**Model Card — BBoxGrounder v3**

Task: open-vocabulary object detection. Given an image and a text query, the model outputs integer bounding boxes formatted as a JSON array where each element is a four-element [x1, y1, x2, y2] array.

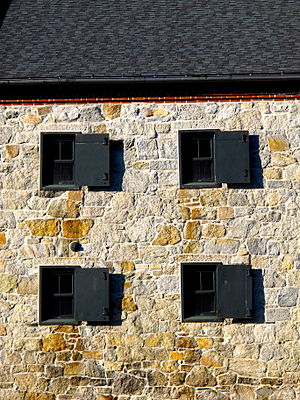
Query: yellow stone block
[[146, 109, 169, 117], [144, 332, 174, 348], [264, 168, 282, 180], [0, 233, 6, 244], [218, 207, 234, 220], [104, 361, 123, 371], [103, 103, 121, 119], [37, 105, 52, 116], [43, 334, 68, 352], [178, 205, 190, 220], [268, 135, 289, 151], [62, 219, 94, 238], [106, 333, 125, 346], [5, 144, 19, 158], [183, 221, 201, 240], [82, 350, 103, 359], [271, 153, 296, 167], [265, 192, 279, 206], [202, 224, 225, 238], [121, 261, 135, 272], [183, 241, 201, 254], [200, 189, 226, 206], [170, 351, 184, 360], [68, 191, 83, 202], [152, 225, 181, 245], [21, 113, 42, 124], [93, 123, 107, 133], [122, 296, 137, 312], [0, 274, 17, 293], [25, 219, 60, 237], [196, 337, 213, 349], [132, 161, 149, 169]]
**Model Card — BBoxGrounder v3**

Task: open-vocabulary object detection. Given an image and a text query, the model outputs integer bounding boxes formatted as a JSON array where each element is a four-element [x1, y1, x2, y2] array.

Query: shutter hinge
[[103, 271, 108, 280], [103, 173, 109, 181], [242, 134, 248, 142], [100, 138, 109, 146], [244, 169, 249, 178]]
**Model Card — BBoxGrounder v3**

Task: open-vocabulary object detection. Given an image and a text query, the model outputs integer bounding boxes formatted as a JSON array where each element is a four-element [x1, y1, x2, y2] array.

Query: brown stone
[[152, 225, 181, 245], [0, 325, 6, 336], [186, 365, 217, 387], [147, 370, 168, 386], [21, 113, 42, 124], [82, 350, 103, 359], [103, 104, 121, 119], [122, 296, 137, 312], [132, 161, 149, 169], [183, 221, 201, 240], [48, 199, 79, 218], [268, 135, 289, 151], [217, 373, 237, 385], [200, 350, 223, 367], [0, 234, 6, 245], [25, 219, 60, 237], [146, 109, 169, 117], [0, 274, 17, 293], [42, 334, 67, 352], [54, 325, 79, 333], [37, 106, 52, 116], [172, 386, 195, 400], [93, 123, 107, 133], [184, 349, 201, 363], [176, 337, 197, 348], [196, 338, 213, 349], [179, 205, 190, 220], [170, 372, 186, 386], [218, 207, 234, 220], [191, 207, 217, 220], [17, 275, 38, 295], [112, 372, 145, 395], [62, 219, 94, 238], [24, 394, 55, 400], [202, 224, 225, 238], [5, 145, 19, 158], [63, 362, 84, 376]]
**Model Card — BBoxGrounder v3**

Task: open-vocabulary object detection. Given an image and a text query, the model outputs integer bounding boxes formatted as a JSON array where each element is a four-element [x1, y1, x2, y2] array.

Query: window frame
[[40, 132, 79, 191], [181, 262, 252, 322]]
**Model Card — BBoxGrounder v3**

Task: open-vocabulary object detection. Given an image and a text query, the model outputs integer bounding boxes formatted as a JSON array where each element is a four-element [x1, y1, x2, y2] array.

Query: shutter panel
[[75, 268, 109, 322], [215, 131, 250, 184], [217, 265, 252, 319], [74, 134, 109, 187]]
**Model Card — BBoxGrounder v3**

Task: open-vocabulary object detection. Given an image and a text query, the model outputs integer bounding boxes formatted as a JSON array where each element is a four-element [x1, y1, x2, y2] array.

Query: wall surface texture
[[0, 101, 299, 400]]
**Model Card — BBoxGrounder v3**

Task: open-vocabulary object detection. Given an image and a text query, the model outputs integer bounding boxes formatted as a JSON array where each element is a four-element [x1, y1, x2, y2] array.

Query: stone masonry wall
[[0, 101, 299, 400]]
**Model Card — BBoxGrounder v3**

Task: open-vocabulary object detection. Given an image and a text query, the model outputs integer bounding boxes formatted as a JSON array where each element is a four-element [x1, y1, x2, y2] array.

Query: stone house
[[0, 1, 299, 399]]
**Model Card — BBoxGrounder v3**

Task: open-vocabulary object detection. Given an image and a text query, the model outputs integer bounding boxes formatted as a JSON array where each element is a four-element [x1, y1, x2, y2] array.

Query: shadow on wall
[[249, 135, 263, 188], [109, 273, 125, 326], [0, 0, 11, 29], [251, 269, 265, 323]]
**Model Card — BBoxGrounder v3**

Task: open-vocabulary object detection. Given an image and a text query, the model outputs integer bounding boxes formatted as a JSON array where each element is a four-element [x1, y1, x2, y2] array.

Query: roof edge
[[0, 73, 300, 85]]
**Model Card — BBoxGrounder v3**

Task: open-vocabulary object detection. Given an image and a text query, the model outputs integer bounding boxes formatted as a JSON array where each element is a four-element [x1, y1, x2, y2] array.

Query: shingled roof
[[0, 0, 299, 82]]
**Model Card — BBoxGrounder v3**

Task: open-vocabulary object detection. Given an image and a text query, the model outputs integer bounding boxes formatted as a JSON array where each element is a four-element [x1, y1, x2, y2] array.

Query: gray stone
[[112, 373, 145, 395], [278, 287, 299, 306], [135, 138, 158, 160], [265, 308, 291, 323], [246, 238, 267, 255]]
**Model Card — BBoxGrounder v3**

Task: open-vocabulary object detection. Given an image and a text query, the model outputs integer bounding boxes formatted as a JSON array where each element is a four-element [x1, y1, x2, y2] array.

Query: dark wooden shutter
[[215, 131, 250, 184], [217, 264, 252, 319], [74, 134, 109, 187], [75, 268, 109, 322]]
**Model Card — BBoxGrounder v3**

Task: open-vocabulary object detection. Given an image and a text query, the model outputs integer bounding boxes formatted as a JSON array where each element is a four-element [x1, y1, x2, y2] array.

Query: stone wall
[[0, 101, 299, 400]]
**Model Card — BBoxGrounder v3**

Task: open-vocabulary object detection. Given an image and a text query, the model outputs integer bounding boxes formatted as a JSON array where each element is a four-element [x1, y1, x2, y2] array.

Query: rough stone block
[[62, 219, 93, 238], [25, 219, 60, 237], [202, 224, 225, 238], [102, 104, 121, 119], [183, 221, 201, 240], [268, 135, 290, 151]]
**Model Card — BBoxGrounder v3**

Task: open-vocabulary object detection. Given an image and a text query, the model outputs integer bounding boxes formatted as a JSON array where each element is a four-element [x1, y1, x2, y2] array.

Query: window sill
[[39, 318, 77, 325], [180, 182, 221, 189], [183, 315, 223, 322], [41, 184, 80, 191]]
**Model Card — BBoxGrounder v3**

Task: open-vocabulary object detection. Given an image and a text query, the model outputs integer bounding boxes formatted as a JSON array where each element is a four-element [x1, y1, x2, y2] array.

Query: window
[[181, 263, 252, 322], [39, 266, 109, 325], [40, 133, 110, 190], [179, 130, 250, 188]]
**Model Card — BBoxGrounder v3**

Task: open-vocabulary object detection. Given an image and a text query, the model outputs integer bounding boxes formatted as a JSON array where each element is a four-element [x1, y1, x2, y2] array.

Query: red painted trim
[[0, 93, 299, 105]]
